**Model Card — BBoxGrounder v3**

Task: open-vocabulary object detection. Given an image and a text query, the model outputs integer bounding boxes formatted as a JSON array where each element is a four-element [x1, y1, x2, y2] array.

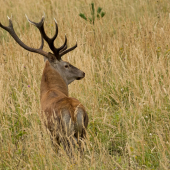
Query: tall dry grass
[[0, 0, 170, 169]]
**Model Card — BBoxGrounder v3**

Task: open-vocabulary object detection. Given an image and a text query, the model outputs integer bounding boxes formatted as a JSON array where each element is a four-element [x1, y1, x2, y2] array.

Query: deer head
[[0, 15, 85, 85]]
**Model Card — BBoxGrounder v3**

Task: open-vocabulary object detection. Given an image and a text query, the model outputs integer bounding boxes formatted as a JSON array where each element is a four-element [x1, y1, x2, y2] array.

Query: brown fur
[[40, 61, 88, 147]]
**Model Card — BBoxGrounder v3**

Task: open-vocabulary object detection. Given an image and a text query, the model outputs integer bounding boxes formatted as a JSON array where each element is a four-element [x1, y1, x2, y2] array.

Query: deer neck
[[40, 61, 68, 98]]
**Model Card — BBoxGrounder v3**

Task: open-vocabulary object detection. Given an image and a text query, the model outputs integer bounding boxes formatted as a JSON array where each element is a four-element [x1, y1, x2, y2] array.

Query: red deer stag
[[0, 16, 88, 154]]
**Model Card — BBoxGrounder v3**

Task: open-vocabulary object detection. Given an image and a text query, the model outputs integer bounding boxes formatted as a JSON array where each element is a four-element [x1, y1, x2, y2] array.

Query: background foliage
[[0, 0, 170, 169]]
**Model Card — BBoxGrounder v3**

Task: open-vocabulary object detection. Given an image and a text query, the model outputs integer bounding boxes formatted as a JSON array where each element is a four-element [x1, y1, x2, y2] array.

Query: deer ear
[[47, 52, 56, 62]]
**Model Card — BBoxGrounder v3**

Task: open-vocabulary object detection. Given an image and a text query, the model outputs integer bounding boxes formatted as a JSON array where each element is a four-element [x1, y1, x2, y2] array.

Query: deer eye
[[65, 65, 69, 68]]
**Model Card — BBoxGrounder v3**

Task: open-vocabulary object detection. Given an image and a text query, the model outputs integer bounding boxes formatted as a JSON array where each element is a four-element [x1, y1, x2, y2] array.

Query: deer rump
[[41, 92, 88, 146]]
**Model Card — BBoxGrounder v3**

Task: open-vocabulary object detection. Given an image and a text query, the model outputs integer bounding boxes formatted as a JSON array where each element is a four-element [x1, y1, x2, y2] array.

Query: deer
[[0, 16, 88, 155]]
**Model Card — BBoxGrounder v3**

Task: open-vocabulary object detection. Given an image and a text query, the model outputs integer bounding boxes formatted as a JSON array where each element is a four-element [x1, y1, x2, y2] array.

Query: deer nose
[[76, 72, 85, 80]]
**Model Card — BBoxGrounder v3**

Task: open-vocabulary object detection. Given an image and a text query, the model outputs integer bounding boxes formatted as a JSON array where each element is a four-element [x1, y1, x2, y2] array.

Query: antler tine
[[0, 16, 49, 58], [52, 18, 58, 41], [58, 35, 67, 53], [26, 15, 61, 57], [53, 18, 68, 58], [59, 42, 77, 57]]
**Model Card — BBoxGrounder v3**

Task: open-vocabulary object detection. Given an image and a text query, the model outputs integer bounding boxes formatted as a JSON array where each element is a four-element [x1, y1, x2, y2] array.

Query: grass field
[[0, 0, 170, 169]]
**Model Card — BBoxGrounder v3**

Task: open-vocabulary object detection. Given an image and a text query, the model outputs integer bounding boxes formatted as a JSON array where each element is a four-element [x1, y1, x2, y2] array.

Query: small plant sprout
[[79, 2, 106, 25]]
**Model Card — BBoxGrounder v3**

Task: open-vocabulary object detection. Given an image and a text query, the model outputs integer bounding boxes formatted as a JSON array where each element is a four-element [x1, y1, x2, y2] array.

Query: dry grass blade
[[0, 0, 170, 169]]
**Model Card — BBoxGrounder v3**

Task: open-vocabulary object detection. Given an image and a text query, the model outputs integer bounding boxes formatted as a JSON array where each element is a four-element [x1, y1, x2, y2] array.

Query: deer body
[[40, 61, 88, 147], [0, 15, 88, 154]]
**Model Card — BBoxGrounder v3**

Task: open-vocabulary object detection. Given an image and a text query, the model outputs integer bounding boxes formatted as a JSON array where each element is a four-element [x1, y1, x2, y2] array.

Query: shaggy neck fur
[[40, 61, 68, 98]]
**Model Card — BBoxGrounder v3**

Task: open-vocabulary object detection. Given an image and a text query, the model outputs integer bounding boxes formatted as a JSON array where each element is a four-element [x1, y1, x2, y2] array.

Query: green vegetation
[[79, 2, 105, 25]]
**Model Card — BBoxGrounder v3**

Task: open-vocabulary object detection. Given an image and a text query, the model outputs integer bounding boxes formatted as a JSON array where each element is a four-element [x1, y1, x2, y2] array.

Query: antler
[[0, 16, 49, 58], [0, 15, 77, 60], [26, 15, 77, 60]]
